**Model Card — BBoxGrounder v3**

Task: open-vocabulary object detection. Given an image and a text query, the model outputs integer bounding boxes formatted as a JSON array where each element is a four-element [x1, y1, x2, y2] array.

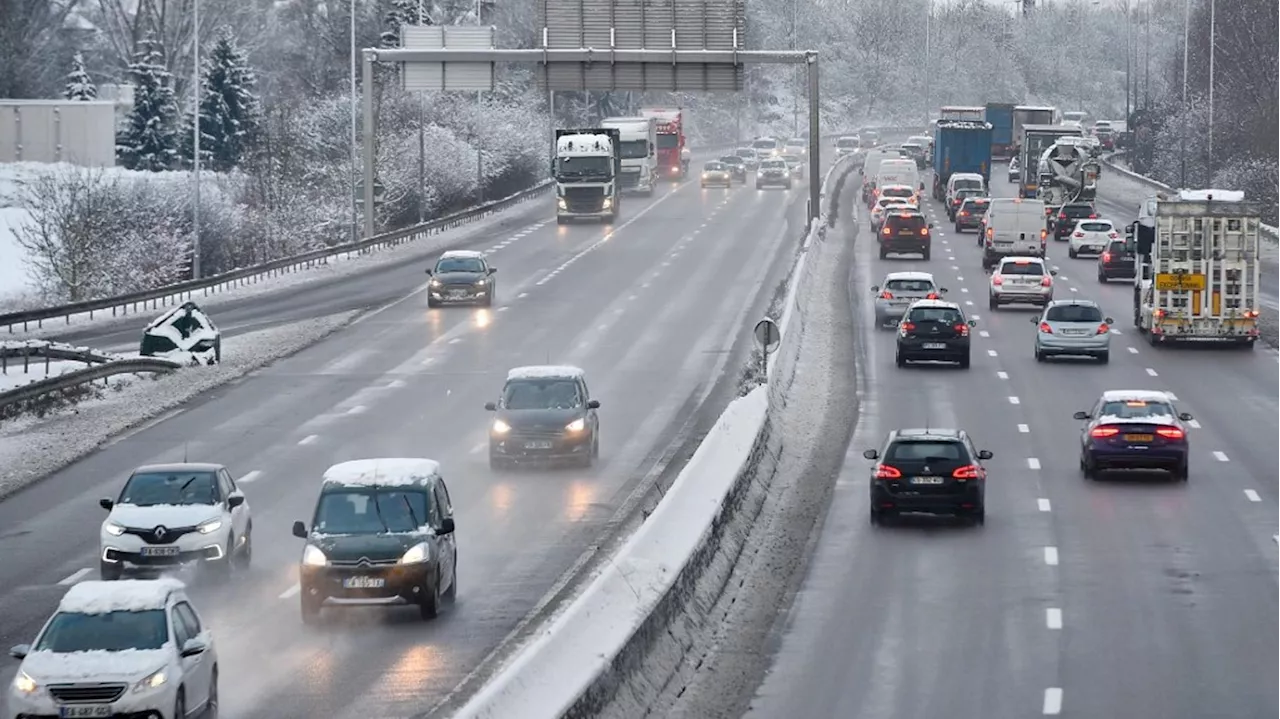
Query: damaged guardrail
[[0, 356, 184, 419]]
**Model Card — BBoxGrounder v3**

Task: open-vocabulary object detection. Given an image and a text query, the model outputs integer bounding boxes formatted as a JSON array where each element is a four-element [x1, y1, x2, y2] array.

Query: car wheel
[[556, 216, 567, 225], [443, 559, 458, 604], [591, 434, 600, 459], [988, 295, 998, 310], [958, 353, 970, 369], [922, 248, 931, 261], [419, 570, 442, 620], [99, 560, 122, 581], [1097, 270, 1107, 283], [954, 223, 961, 233], [1174, 459, 1190, 482], [207, 668, 219, 717], [1097, 351, 1110, 364], [895, 351, 906, 368], [233, 524, 252, 570], [174, 689, 186, 719], [869, 507, 881, 525], [202, 541, 233, 580], [482, 293, 494, 308], [427, 297, 439, 308], [1080, 453, 1096, 479], [1034, 344, 1044, 362], [879, 247, 888, 259], [488, 454, 509, 471], [300, 594, 322, 624], [1068, 246, 1078, 258]]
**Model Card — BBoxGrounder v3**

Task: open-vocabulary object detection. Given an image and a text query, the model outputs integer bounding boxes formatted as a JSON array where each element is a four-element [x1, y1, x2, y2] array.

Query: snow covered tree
[[183, 27, 263, 172], [63, 52, 97, 100], [118, 39, 181, 172], [383, 0, 430, 48]]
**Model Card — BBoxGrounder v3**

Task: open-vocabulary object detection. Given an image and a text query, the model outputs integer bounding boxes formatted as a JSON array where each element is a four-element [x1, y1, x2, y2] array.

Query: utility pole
[[191, 0, 202, 279], [1124, 2, 1131, 124], [1206, 0, 1215, 184], [350, 0, 359, 242], [923, 0, 931, 127], [1179, 0, 1188, 187]]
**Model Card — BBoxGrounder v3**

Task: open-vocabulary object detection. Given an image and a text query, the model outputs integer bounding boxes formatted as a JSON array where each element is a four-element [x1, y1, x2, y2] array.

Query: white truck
[[1036, 137, 1100, 208], [600, 116, 657, 195], [554, 128, 622, 224], [1130, 189, 1263, 346]]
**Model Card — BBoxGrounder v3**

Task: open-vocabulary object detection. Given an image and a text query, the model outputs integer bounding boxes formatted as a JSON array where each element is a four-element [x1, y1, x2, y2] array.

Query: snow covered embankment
[[449, 157, 860, 719], [0, 311, 356, 500]]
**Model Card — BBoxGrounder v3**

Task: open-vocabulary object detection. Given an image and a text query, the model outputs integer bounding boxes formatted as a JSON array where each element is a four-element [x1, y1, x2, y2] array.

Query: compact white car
[[99, 463, 252, 580], [876, 183, 918, 207], [7, 578, 218, 719], [870, 199, 916, 232], [1007, 156, 1021, 183], [1067, 218, 1119, 258], [989, 256, 1057, 310]]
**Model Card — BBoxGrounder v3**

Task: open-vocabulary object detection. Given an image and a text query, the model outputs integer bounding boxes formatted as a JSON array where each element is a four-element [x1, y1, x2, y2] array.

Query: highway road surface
[[745, 169, 1278, 718], [0, 169, 815, 718]]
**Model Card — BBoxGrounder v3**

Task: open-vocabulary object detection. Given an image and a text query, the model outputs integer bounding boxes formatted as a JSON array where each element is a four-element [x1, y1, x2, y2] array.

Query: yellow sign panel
[[1154, 273, 1207, 291]]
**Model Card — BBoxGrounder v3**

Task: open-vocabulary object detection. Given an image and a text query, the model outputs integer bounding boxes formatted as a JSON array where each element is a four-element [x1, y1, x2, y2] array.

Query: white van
[[982, 197, 1047, 269], [874, 159, 922, 197], [751, 137, 780, 158]]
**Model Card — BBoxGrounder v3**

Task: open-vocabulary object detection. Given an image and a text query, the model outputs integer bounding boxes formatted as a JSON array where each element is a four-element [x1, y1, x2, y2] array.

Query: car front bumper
[[490, 430, 593, 461], [300, 561, 434, 606], [8, 679, 181, 719], [101, 532, 226, 570], [428, 285, 491, 303]]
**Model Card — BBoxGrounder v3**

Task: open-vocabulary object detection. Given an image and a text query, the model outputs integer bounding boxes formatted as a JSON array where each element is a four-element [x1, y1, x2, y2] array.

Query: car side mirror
[[439, 517, 456, 535], [99, 498, 113, 510], [484, 402, 497, 411], [939, 287, 948, 293], [586, 399, 601, 409], [1178, 412, 1194, 421], [1049, 269, 1058, 276], [1104, 317, 1114, 324], [227, 495, 245, 509], [488, 267, 497, 275], [180, 638, 207, 658], [870, 285, 880, 293], [1072, 411, 1090, 420], [968, 319, 977, 327], [862, 449, 879, 460], [1030, 316, 1040, 324], [291, 521, 308, 539], [928, 222, 935, 228], [424, 268, 433, 275], [976, 450, 994, 460], [9, 644, 30, 660]]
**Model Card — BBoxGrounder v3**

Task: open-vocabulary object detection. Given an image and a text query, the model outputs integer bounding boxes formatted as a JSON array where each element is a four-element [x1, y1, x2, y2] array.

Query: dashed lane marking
[[1043, 688, 1063, 715], [1069, 286, 1078, 293], [1245, 489, 1262, 502], [997, 371, 1009, 380], [497, 306, 509, 312], [1008, 396, 1020, 404], [1037, 498, 1051, 512], [987, 349, 998, 357], [960, 287, 969, 293], [1018, 423, 1030, 433], [238, 470, 263, 484], [346, 405, 367, 415], [1145, 367, 1158, 376], [298, 434, 319, 446], [1046, 607, 1063, 629], [1027, 457, 1041, 469], [449, 338, 462, 345], [1043, 546, 1059, 566], [1110, 328, 1122, 335], [1213, 451, 1229, 462], [517, 292, 529, 299], [979, 330, 989, 338], [58, 568, 92, 586], [1127, 347, 1139, 354], [965, 300, 975, 306], [279, 583, 300, 600]]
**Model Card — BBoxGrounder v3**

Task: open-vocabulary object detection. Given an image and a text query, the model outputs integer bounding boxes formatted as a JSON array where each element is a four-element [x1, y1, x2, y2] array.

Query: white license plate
[[342, 575, 386, 589], [1062, 329, 1088, 335], [60, 707, 112, 718], [447, 290, 467, 298], [524, 440, 554, 450], [922, 343, 946, 349], [911, 476, 945, 485], [140, 546, 180, 557]]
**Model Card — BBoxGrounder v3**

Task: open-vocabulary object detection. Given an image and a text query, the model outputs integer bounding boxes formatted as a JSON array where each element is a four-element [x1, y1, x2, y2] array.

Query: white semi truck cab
[[600, 117, 657, 196], [554, 128, 622, 224], [1130, 189, 1263, 346]]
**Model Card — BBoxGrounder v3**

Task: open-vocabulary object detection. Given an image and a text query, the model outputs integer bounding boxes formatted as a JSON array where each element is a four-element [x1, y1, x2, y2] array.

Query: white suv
[[7, 578, 218, 719], [99, 463, 252, 580], [989, 256, 1057, 310]]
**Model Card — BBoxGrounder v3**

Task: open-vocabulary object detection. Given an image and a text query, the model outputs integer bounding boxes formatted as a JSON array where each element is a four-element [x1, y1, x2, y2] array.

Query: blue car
[[1074, 390, 1193, 480]]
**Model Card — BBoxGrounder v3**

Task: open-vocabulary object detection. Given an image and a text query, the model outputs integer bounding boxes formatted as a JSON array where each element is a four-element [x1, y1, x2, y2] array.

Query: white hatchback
[[8, 578, 218, 719], [989, 256, 1057, 310], [1067, 218, 1119, 258], [870, 199, 916, 231]]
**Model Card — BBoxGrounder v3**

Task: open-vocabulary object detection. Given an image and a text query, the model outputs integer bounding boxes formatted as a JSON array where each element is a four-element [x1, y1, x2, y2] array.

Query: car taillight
[[1058, 212, 1067, 220], [1040, 229, 1048, 242], [1101, 252, 1112, 262], [1073, 231, 1085, 238], [954, 323, 970, 336], [1097, 323, 1109, 334], [1040, 276, 1052, 287], [1039, 321, 1053, 333], [1244, 309, 1260, 318], [1108, 231, 1119, 239], [991, 275, 1003, 286], [1090, 426, 1120, 438], [1156, 427, 1185, 439], [882, 227, 891, 236], [985, 226, 994, 238], [881, 291, 893, 299], [926, 292, 939, 299], [952, 465, 981, 480], [921, 227, 930, 235], [1088, 214, 1097, 219], [875, 464, 902, 479], [899, 321, 916, 332], [959, 211, 968, 217]]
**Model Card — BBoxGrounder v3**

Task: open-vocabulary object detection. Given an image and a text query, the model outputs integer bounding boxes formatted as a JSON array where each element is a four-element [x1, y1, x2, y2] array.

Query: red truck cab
[[640, 108, 686, 179]]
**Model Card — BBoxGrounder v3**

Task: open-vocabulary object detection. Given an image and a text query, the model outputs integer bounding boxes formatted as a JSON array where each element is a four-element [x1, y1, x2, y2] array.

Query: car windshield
[[886, 441, 965, 462], [1099, 400, 1175, 419], [1063, 205, 1094, 217], [908, 307, 962, 324], [314, 489, 430, 534], [885, 279, 935, 293], [1079, 221, 1111, 232], [781, 155, 800, 163], [761, 160, 786, 169], [719, 156, 743, 165], [1108, 239, 1135, 253], [736, 148, 756, 158], [435, 257, 485, 273], [120, 471, 217, 506], [618, 139, 648, 159], [556, 156, 612, 177], [1046, 304, 1103, 322], [887, 215, 926, 231], [1001, 262, 1044, 276], [655, 134, 679, 149], [882, 187, 913, 197], [953, 179, 983, 191], [836, 138, 859, 149], [704, 162, 725, 171], [752, 140, 777, 150], [35, 610, 168, 652], [502, 379, 582, 410]]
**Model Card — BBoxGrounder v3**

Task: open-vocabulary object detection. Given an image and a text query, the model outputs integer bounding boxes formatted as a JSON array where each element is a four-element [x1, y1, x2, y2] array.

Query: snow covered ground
[[0, 358, 100, 392], [0, 207, 34, 301], [0, 310, 356, 499]]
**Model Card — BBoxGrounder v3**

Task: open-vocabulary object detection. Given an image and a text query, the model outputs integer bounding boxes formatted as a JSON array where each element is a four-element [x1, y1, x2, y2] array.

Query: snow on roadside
[[0, 358, 101, 391], [0, 207, 34, 302], [0, 310, 356, 500]]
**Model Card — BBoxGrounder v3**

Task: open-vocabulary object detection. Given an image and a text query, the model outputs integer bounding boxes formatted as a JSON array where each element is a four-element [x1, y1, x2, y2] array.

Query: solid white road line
[[58, 568, 92, 585], [1037, 498, 1052, 512], [449, 338, 462, 344], [1044, 547, 1059, 566], [1045, 607, 1063, 629], [1043, 688, 1064, 714], [279, 583, 300, 600], [298, 434, 319, 446], [1009, 396, 1021, 404], [346, 405, 367, 415], [997, 371, 1009, 379], [1244, 489, 1261, 502], [1213, 451, 1229, 462], [1145, 367, 1158, 376], [238, 470, 263, 484], [1027, 457, 1041, 469], [1018, 423, 1030, 433]]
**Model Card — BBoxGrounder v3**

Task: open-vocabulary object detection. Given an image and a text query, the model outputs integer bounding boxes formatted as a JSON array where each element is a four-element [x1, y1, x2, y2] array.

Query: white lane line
[[517, 292, 529, 299], [1244, 489, 1262, 502], [1145, 367, 1158, 376], [497, 306, 510, 312], [449, 338, 462, 345], [979, 330, 989, 337], [1110, 328, 1122, 335], [997, 371, 1009, 379], [1213, 451, 1229, 462], [956, 275, 964, 281], [1046, 607, 1063, 629], [421, 357, 435, 367], [58, 568, 92, 586], [1127, 346, 1139, 354], [298, 434, 319, 446], [1069, 286, 1078, 292], [1187, 419, 1201, 429], [1009, 395, 1020, 404], [470, 442, 487, 455], [971, 314, 980, 320], [1018, 423, 1030, 433], [987, 349, 998, 357], [238, 470, 263, 484], [964, 299, 974, 306], [1027, 457, 1041, 469], [960, 287, 969, 293], [1043, 688, 1063, 715], [387, 379, 407, 389], [952, 265, 960, 270], [628, 294, 638, 301], [1037, 498, 1052, 512], [279, 583, 300, 600], [1044, 546, 1059, 566], [346, 405, 367, 415]]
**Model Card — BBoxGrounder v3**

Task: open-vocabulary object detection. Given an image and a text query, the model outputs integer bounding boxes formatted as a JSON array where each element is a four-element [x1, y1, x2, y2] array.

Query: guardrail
[[0, 356, 184, 419], [2, 339, 118, 368]]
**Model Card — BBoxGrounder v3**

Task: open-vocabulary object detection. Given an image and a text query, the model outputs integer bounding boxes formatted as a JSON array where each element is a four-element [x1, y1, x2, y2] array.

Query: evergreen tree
[[63, 52, 97, 100], [383, 0, 430, 48], [183, 27, 262, 171], [117, 39, 180, 171]]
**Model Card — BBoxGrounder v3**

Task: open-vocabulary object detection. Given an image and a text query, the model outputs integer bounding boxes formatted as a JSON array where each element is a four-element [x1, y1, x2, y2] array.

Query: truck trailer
[[931, 120, 993, 201], [554, 128, 622, 224], [600, 116, 657, 195], [1018, 124, 1083, 199], [984, 103, 1016, 158], [1011, 105, 1057, 157], [639, 108, 686, 180]]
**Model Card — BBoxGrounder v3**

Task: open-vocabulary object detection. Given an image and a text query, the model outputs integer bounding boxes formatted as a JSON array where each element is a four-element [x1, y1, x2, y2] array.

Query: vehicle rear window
[[1099, 400, 1174, 419], [704, 162, 724, 171], [886, 441, 966, 462], [1046, 305, 1103, 322], [719, 156, 742, 165], [961, 199, 989, 209], [752, 140, 778, 150], [1000, 261, 1045, 275], [837, 138, 859, 148], [736, 148, 755, 158], [907, 307, 962, 324], [1063, 205, 1094, 217], [886, 214, 926, 231], [952, 179, 983, 191], [1079, 221, 1111, 232], [885, 279, 934, 293], [882, 187, 914, 197]]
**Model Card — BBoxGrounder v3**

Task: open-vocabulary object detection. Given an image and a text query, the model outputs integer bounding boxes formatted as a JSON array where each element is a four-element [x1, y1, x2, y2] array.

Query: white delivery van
[[874, 159, 922, 202], [982, 197, 1047, 269]]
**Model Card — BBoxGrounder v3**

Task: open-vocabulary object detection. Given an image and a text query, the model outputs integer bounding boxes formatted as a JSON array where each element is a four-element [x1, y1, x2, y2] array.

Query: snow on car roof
[[440, 250, 485, 259], [1177, 189, 1245, 202], [58, 578, 183, 615], [322, 458, 441, 487], [884, 271, 935, 281], [506, 365, 585, 381], [1099, 389, 1173, 403], [999, 256, 1045, 265]]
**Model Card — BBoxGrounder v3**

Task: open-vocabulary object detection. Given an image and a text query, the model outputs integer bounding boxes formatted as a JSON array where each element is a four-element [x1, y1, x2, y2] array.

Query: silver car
[[1032, 299, 1113, 363], [871, 271, 946, 327], [989, 256, 1056, 310]]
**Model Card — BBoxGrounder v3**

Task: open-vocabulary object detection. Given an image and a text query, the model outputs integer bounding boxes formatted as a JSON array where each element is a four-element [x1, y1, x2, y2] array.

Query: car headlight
[[557, 198, 567, 209], [399, 542, 429, 564], [104, 521, 126, 537], [196, 518, 223, 535], [491, 419, 511, 434], [132, 669, 167, 693], [602, 198, 612, 209], [429, 279, 442, 288], [301, 544, 327, 567], [12, 671, 38, 695], [565, 418, 586, 432], [474, 278, 487, 286]]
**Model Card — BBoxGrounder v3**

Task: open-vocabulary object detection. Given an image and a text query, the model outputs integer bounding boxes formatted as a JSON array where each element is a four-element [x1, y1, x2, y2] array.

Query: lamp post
[[923, 0, 931, 127], [191, 0, 202, 279], [350, 0, 359, 242], [1178, 0, 1189, 187], [1206, 0, 1215, 184]]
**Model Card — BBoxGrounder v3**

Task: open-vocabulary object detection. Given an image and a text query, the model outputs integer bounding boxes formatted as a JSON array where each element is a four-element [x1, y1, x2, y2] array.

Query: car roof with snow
[[905, 298, 961, 311], [440, 250, 485, 260], [58, 578, 185, 614], [880, 183, 915, 191], [950, 172, 984, 180], [883, 271, 936, 282], [506, 365, 586, 381], [1099, 389, 1174, 403], [132, 462, 226, 475], [322, 458, 442, 489]]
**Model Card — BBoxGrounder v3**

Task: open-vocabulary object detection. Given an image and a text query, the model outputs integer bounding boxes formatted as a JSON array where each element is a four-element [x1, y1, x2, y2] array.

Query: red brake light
[[875, 464, 902, 479], [1073, 231, 1085, 238], [1108, 231, 1119, 238], [952, 464, 981, 480], [1090, 426, 1120, 438], [954, 323, 970, 336], [1058, 212, 1067, 220], [1102, 251, 1112, 262], [1040, 275, 1052, 287], [991, 274, 1003, 285], [1097, 323, 1110, 334], [926, 292, 939, 299], [1038, 321, 1053, 333], [960, 211, 969, 217], [882, 227, 891, 236], [921, 227, 930, 235], [881, 291, 893, 299], [1156, 427, 1185, 439], [1088, 214, 1097, 219], [899, 321, 916, 332]]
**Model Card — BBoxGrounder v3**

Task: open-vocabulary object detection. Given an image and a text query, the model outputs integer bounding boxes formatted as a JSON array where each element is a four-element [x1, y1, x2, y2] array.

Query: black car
[[291, 458, 458, 623], [1052, 202, 1098, 241], [954, 197, 989, 233], [718, 155, 747, 182], [485, 365, 601, 469], [947, 188, 984, 221], [878, 211, 934, 260], [895, 299, 976, 368], [862, 428, 992, 525], [1097, 238, 1136, 282], [425, 250, 497, 307]]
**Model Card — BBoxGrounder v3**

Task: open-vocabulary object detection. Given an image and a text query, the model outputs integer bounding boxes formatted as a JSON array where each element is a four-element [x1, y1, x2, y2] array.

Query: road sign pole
[[807, 52, 821, 228], [362, 49, 376, 240]]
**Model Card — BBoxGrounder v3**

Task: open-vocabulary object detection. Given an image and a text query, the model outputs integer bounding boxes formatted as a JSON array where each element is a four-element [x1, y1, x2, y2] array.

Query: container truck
[[600, 116, 657, 195], [553, 128, 622, 224], [639, 108, 686, 180], [984, 103, 1016, 158], [1128, 190, 1262, 346], [1011, 105, 1057, 157], [938, 106, 986, 122], [1018, 124, 1083, 199], [930, 120, 994, 201]]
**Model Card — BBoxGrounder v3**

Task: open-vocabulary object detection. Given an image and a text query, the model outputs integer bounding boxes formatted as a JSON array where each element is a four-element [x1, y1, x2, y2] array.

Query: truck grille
[[564, 187, 604, 212], [618, 173, 639, 188], [48, 683, 127, 703]]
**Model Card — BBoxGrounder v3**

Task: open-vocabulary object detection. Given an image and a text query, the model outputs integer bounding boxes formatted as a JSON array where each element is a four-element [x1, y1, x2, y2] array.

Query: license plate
[[1124, 434, 1155, 442], [911, 476, 945, 485], [524, 440, 553, 449], [922, 343, 946, 349], [60, 707, 112, 718], [448, 290, 467, 298], [140, 546, 180, 557], [342, 575, 386, 589], [1062, 329, 1088, 335]]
